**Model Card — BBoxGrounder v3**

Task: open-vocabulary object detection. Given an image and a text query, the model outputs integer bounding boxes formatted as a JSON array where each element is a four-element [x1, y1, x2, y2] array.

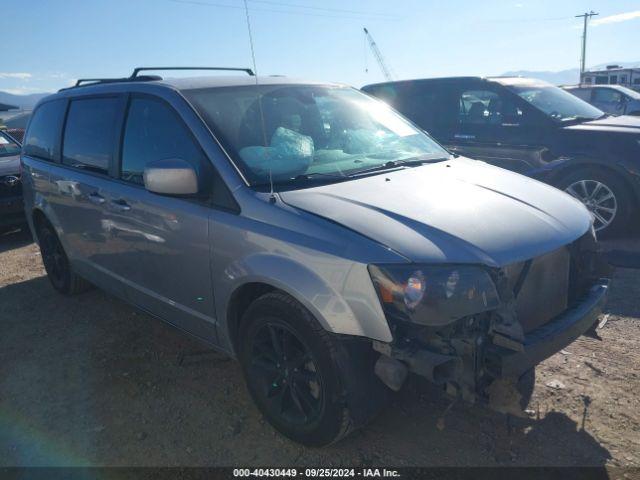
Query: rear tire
[[36, 220, 92, 295], [556, 168, 633, 236], [238, 292, 387, 446]]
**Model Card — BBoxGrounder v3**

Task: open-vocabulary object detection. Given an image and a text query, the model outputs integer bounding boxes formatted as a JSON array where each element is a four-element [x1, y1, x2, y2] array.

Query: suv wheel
[[557, 169, 632, 235], [36, 220, 92, 294], [239, 292, 384, 446]]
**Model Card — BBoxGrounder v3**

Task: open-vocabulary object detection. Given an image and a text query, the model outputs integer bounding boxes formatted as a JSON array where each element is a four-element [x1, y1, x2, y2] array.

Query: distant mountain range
[[0, 91, 50, 111], [501, 61, 640, 86]]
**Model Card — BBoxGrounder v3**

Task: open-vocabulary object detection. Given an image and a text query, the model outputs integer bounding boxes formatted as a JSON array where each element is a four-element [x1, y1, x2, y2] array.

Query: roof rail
[[59, 75, 162, 92], [59, 67, 254, 92], [130, 67, 255, 77]]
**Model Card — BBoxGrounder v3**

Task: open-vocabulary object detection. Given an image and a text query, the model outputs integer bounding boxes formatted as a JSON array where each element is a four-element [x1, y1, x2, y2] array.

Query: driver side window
[[121, 97, 205, 185]]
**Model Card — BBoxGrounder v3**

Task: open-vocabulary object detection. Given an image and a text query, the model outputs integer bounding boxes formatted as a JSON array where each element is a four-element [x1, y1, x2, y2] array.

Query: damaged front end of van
[[368, 229, 610, 415]]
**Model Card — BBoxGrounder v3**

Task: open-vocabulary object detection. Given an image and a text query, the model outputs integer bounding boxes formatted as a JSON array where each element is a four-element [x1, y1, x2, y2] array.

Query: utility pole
[[575, 11, 598, 83]]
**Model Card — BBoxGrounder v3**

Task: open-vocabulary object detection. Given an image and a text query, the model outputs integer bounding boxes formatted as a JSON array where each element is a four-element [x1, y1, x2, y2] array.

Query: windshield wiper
[[293, 172, 347, 181], [348, 156, 450, 177], [262, 171, 348, 189]]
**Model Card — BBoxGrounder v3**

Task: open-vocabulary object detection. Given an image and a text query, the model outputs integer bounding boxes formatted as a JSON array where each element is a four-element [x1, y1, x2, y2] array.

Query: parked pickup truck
[[363, 77, 640, 235]]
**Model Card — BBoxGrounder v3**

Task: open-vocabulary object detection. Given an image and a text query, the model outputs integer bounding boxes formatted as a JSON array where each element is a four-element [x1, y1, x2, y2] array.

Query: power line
[[488, 15, 573, 23], [169, 0, 400, 21], [248, 0, 395, 18]]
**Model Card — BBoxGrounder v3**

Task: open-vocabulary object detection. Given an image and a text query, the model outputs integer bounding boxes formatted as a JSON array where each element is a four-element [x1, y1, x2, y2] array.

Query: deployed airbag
[[239, 127, 314, 181]]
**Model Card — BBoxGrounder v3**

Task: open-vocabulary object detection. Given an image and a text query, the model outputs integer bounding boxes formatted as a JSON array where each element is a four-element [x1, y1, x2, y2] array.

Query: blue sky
[[2, 0, 639, 94]]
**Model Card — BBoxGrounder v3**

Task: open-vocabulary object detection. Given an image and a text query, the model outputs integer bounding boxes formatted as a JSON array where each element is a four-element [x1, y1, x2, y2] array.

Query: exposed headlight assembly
[[368, 264, 500, 327]]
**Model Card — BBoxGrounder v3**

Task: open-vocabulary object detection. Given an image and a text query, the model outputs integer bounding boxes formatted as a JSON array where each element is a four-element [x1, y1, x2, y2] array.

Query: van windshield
[[498, 78, 604, 122], [185, 85, 450, 188], [0, 131, 21, 157]]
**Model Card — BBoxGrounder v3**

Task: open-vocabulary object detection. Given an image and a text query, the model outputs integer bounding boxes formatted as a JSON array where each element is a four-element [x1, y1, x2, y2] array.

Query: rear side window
[[568, 88, 591, 101], [120, 97, 205, 185], [23, 99, 66, 161], [62, 97, 120, 174], [365, 82, 456, 134]]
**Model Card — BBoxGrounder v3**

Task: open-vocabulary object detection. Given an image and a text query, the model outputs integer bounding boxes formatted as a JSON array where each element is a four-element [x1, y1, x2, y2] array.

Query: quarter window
[[23, 99, 66, 161], [62, 97, 120, 174], [120, 97, 205, 185]]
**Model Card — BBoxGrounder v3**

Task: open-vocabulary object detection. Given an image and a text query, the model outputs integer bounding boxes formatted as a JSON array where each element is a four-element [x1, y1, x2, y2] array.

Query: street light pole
[[576, 11, 599, 83]]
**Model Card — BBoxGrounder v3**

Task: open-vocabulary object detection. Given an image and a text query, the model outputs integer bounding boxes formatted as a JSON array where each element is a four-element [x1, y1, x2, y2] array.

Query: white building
[[581, 65, 640, 91]]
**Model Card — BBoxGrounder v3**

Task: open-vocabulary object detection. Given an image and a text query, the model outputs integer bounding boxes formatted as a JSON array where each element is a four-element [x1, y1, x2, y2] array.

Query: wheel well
[[550, 163, 639, 208], [227, 282, 276, 354]]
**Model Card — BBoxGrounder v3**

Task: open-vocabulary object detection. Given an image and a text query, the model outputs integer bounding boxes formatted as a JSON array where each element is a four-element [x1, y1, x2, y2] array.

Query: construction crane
[[363, 27, 395, 81]]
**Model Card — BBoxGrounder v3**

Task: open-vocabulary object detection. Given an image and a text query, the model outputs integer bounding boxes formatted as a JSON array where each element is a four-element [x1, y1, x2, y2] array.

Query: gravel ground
[[0, 228, 639, 467]]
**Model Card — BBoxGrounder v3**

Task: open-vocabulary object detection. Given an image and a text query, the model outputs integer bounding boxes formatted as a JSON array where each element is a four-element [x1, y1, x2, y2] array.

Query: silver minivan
[[21, 69, 610, 446]]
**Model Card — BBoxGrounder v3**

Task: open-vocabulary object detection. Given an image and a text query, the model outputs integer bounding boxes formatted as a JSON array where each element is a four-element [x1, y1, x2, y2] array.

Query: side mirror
[[143, 159, 199, 195]]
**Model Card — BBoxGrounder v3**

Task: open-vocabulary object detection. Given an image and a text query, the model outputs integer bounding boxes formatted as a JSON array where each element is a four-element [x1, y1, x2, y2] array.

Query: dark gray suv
[[21, 68, 609, 446], [0, 129, 24, 232]]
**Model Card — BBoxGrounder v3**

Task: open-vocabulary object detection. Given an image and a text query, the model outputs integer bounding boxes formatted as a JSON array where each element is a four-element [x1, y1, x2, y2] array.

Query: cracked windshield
[[186, 85, 449, 187]]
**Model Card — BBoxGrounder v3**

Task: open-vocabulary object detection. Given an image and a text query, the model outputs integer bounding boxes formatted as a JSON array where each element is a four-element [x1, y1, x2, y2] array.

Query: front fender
[[220, 253, 392, 352]]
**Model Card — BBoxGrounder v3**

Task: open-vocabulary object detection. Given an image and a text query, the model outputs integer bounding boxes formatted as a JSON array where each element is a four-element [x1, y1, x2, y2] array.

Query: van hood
[[564, 114, 640, 134], [280, 157, 592, 267], [0, 154, 20, 177]]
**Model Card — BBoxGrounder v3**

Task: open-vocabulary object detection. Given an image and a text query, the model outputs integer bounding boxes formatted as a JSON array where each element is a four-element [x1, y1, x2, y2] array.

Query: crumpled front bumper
[[492, 278, 609, 378]]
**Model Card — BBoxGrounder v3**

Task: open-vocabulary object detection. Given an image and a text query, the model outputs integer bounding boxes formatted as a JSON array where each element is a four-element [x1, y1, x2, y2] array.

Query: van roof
[[58, 74, 339, 94]]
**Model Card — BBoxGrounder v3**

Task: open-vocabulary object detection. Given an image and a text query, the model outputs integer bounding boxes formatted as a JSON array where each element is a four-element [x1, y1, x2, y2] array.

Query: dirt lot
[[1, 228, 639, 467]]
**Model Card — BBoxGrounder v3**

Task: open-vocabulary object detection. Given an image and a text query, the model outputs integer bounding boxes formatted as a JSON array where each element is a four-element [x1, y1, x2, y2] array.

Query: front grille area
[[504, 247, 571, 333], [0, 175, 22, 199]]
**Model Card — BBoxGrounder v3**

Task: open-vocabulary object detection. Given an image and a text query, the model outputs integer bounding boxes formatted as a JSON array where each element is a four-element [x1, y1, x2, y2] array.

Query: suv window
[[62, 97, 120, 174], [121, 97, 205, 185], [593, 88, 623, 103], [0, 131, 21, 157], [23, 99, 66, 161], [459, 89, 523, 126]]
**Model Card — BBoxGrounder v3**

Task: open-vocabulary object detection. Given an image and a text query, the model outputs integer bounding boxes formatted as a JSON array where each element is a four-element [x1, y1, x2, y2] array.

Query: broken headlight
[[368, 264, 500, 326]]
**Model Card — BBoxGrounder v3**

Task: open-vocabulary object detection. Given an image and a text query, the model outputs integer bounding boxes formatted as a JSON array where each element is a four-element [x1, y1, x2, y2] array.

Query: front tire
[[238, 292, 385, 446], [36, 220, 92, 295], [556, 169, 633, 236]]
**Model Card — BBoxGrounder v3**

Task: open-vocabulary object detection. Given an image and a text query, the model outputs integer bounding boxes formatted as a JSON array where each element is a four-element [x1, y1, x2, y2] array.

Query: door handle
[[87, 192, 106, 205], [110, 199, 131, 212]]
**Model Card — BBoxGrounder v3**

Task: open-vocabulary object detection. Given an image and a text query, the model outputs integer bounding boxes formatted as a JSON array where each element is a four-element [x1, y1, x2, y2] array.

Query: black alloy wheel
[[248, 321, 324, 426]]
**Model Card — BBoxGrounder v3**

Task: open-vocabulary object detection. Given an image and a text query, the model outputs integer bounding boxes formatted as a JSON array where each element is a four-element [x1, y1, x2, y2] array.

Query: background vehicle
[[363, 77, 640, 235], [21, 69, 608, 446], [563, 85, 640, 117], [0, 129, 24, 233]]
